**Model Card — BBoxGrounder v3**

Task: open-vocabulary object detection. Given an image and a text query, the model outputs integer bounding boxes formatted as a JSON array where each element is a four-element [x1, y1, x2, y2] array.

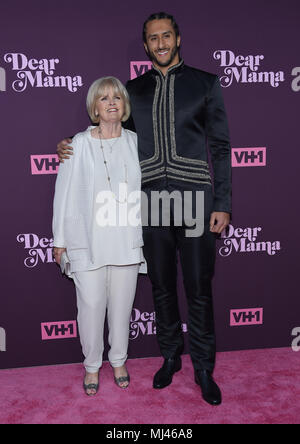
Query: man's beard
[[148, 45, 180, 68]]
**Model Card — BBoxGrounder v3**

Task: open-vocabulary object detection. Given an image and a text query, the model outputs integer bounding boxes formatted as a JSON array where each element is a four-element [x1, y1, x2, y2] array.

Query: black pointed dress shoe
[[153, 357, 182, 389], [195, 370, 222, 406]]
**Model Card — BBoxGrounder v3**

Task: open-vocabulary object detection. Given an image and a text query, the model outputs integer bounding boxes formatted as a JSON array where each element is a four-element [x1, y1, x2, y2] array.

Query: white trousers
[[73, 264, 139, 373]]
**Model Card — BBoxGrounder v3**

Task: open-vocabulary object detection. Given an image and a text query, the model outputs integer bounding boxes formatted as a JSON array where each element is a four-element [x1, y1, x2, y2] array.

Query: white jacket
[[52, 127, 145, 275]]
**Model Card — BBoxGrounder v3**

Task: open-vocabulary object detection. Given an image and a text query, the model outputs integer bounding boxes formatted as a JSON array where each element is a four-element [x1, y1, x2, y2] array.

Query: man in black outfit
[[57, 12, 231, 406]]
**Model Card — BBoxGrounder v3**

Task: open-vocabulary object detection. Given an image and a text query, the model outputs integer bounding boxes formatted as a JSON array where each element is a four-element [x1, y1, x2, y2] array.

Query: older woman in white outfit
[[52, 77, 145, 396]]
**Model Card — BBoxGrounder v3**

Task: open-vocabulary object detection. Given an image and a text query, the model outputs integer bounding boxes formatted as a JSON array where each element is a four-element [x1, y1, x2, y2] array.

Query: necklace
[[101, 133, 119, 153], [98, 127, 128, 204]]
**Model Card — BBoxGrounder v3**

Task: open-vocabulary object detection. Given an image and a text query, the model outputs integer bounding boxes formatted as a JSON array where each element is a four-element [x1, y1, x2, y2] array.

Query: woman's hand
[[53, 247, 66, 265]]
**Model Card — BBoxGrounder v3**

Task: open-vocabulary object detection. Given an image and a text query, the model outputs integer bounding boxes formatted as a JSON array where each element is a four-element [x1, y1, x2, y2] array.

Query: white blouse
[[53, 127, 146, 276]]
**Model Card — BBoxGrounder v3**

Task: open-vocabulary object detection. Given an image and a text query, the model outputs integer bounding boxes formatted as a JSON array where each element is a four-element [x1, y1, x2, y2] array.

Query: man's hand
[[210, 212, 230, 234], [57, 138, 73, 163], [53, 247, 66, 265]]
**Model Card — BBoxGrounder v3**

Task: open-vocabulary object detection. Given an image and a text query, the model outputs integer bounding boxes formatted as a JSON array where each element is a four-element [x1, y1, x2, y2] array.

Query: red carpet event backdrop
[[0, 0, 299, 369]]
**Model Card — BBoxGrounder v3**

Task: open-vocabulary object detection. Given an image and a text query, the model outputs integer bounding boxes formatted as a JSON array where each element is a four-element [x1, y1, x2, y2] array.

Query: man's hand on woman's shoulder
[[57, 138, 73, 163]]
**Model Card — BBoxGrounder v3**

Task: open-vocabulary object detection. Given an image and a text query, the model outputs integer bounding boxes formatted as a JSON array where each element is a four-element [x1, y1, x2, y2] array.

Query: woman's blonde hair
[[86, 76, 131, 124]]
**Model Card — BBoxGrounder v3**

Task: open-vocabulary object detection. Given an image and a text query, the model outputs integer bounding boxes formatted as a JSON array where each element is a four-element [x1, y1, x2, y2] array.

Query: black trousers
[[142, 185, 216, 372]]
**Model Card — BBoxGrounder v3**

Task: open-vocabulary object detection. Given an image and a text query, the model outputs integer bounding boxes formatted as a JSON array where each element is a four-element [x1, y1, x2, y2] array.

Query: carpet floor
[[0, 347, 299, 424]]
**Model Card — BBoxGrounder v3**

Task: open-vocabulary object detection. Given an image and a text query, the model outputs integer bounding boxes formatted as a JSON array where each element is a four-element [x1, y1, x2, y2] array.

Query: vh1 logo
[[230, 308, 263, 326], [232, 147, 266, 167], [41, 321, 77, 340], [31, 154, 60, 175], [130, 61, 153, 80]]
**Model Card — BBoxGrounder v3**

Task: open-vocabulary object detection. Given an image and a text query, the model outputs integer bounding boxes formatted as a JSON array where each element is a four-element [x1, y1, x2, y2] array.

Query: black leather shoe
[[195, 370, 222, 406], [153, 357, 182, 389]]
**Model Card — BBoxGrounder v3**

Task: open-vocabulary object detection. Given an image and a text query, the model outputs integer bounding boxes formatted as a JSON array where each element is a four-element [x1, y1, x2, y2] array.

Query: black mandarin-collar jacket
[[125, 60, 232, 214]]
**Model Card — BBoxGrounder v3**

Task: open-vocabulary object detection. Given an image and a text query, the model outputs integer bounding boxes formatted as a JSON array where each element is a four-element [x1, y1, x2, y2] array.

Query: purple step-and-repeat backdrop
[[1, 0, 299, 369]]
